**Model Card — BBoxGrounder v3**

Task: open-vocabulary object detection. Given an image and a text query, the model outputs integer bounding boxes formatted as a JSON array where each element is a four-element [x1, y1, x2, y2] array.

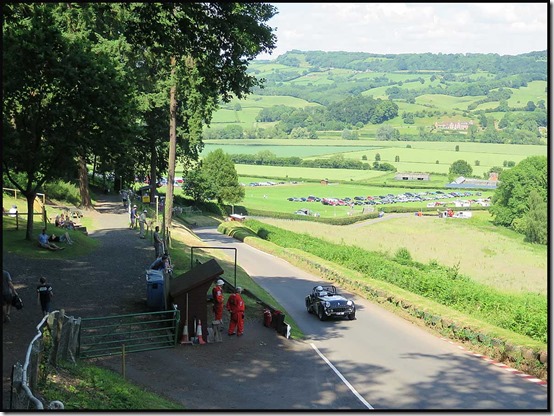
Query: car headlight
[[347, 300, 353, 306], [325, 301, 330, 308]]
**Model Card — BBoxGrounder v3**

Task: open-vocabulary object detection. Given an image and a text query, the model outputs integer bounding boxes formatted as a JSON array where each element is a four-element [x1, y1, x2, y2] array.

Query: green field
[[201, 143, 378, 158], [256, 211, 547, 295], [233, 179, 495, 216], [201, 140, 547, 178], [235, 165, 386, 182]]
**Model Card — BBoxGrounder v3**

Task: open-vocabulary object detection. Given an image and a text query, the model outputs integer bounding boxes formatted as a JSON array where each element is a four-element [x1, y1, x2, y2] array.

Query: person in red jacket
[[212, 279, 225, 321], [226, 286, 245, 336]]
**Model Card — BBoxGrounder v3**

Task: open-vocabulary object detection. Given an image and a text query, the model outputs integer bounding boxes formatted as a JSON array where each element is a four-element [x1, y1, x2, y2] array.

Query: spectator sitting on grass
[[48, 231, 74, 245], [39, 229, 64, 251]]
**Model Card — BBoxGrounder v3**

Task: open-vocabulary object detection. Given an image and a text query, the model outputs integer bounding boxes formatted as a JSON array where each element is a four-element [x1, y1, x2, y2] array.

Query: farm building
[[446, 176, 499, 189], [394, 172, 430, 181], [434, 120, 474, 130]]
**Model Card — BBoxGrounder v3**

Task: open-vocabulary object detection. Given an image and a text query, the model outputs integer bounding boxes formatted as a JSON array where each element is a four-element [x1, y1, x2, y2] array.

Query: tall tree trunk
[[24, 191, 37, 241], [149, 138, 157, 203], [78, 153, 93, 209], [91, 154, 97, 187], [164, 55, 177, 239]]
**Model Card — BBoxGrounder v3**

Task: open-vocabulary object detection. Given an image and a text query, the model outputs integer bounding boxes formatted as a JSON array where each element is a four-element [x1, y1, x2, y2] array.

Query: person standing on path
[[212, 279, 225, 322], [139, 209, 147, 239], [3, 270, 18, 323], [36, 277, 53, 316], [226, 287, 245, 336], [130, 205, 138, 229], [153, 226, 163, 258]]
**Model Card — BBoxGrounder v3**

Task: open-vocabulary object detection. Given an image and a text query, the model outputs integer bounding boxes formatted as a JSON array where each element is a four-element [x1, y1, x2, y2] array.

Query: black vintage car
[[305, 285, 356, 321]]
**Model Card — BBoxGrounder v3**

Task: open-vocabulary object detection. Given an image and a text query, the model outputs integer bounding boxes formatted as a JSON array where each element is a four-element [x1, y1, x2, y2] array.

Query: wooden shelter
[[169, 259, 224, 340]]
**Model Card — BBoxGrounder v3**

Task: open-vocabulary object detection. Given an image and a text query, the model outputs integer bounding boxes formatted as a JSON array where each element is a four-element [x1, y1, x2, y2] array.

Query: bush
[[394, 247, 412, 265], [41, 180, 81, 205]]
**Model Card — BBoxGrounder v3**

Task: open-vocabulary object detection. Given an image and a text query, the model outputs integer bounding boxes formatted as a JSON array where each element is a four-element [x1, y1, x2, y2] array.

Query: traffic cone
[[196, 319, 206, 345], [180, 323, 192, 345]]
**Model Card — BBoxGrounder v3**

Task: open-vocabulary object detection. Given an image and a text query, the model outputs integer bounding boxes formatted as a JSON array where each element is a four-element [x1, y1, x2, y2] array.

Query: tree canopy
[[201, 149, 244, 206], [449, 160, 473, 178], [490, 155, 547, 240], [2, 3, 276, 239]]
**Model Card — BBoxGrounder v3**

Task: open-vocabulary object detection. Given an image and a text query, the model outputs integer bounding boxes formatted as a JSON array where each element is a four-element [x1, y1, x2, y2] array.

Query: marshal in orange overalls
[[226, 288, 245, 336]]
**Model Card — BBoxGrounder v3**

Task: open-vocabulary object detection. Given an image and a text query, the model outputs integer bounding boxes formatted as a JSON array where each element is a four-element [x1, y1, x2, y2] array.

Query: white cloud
[[257, 2, 547, 59]]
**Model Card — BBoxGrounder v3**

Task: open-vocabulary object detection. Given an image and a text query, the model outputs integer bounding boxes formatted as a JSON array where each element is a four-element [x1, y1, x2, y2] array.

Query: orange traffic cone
[[180, 323, 192, 345], [196, 319, 206, 345]]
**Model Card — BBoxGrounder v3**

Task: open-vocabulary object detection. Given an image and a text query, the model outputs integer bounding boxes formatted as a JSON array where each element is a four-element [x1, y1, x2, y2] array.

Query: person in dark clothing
[[153, 226, 163, 258], [150, 254, 170, 272], [36, 277, 53, 316], [3, 270, 18, 323]]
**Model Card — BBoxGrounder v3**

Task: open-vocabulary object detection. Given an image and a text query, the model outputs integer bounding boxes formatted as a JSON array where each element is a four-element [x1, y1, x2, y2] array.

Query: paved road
[[192, 226, 548, 410]]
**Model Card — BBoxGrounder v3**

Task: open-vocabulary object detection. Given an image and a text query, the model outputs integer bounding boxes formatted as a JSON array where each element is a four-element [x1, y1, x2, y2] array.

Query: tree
[[375, 153, 381, 162], [182, 167, 215, 204], [3, 4, 137, 240], [511, 190, 547, 244], [455, 145, 460, 152], [201, 149, 245, 207], [490, 156, 547, 229], [124, 3, 276, 233], [449, 160, 473, 177], [376, 125, 400, 141]]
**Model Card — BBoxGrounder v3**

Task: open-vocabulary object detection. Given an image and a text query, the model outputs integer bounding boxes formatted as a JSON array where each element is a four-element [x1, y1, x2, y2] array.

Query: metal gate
[[78, 308, 180, 359]]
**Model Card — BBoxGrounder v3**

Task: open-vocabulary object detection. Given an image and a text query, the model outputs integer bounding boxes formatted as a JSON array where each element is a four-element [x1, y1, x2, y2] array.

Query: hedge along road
[[193, 226, 548, 410]]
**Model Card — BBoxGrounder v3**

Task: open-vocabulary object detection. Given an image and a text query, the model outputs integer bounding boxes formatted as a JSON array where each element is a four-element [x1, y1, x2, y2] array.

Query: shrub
[[394, 247, 412, 264], [41, 180, 81, 205]]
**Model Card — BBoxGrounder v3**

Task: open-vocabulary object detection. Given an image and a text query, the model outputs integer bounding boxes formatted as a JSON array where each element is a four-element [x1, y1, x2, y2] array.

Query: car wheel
[[348, 311, 356, 320], [317, 305, 327, 321], [306, 300, 313, 314]]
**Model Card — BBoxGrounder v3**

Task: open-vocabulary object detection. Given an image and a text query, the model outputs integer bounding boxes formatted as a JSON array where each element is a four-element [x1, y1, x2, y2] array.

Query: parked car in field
[[305, 285, 356, 321]]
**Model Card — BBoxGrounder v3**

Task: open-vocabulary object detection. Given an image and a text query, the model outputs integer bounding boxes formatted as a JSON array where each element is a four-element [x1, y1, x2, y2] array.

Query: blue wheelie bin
[[146, 269, 166, 311]]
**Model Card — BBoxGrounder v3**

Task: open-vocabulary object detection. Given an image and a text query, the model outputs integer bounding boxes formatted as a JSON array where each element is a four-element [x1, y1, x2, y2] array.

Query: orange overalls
[[226, 293, 245, 336], [212, 285, 224, 321]]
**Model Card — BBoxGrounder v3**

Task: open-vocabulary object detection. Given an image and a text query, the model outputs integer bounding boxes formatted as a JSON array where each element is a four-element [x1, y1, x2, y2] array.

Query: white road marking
[[310, 343, 374, 410]]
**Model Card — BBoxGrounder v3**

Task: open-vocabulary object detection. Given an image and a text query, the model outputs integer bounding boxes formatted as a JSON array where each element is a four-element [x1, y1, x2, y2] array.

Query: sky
[[256, 3, 548, 60]]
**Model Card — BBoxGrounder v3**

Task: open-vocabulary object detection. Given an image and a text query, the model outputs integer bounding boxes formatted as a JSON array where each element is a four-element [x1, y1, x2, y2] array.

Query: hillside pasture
[[256, 211, 547, 295], [230, 94, 322, 108], [202, 140, 546, 176], [287, 72, 335, 86], [201, 143, 378, 158], [506, 81, 547, 107], [234, 164, 386, 182], [415, 94, 486, 112]]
